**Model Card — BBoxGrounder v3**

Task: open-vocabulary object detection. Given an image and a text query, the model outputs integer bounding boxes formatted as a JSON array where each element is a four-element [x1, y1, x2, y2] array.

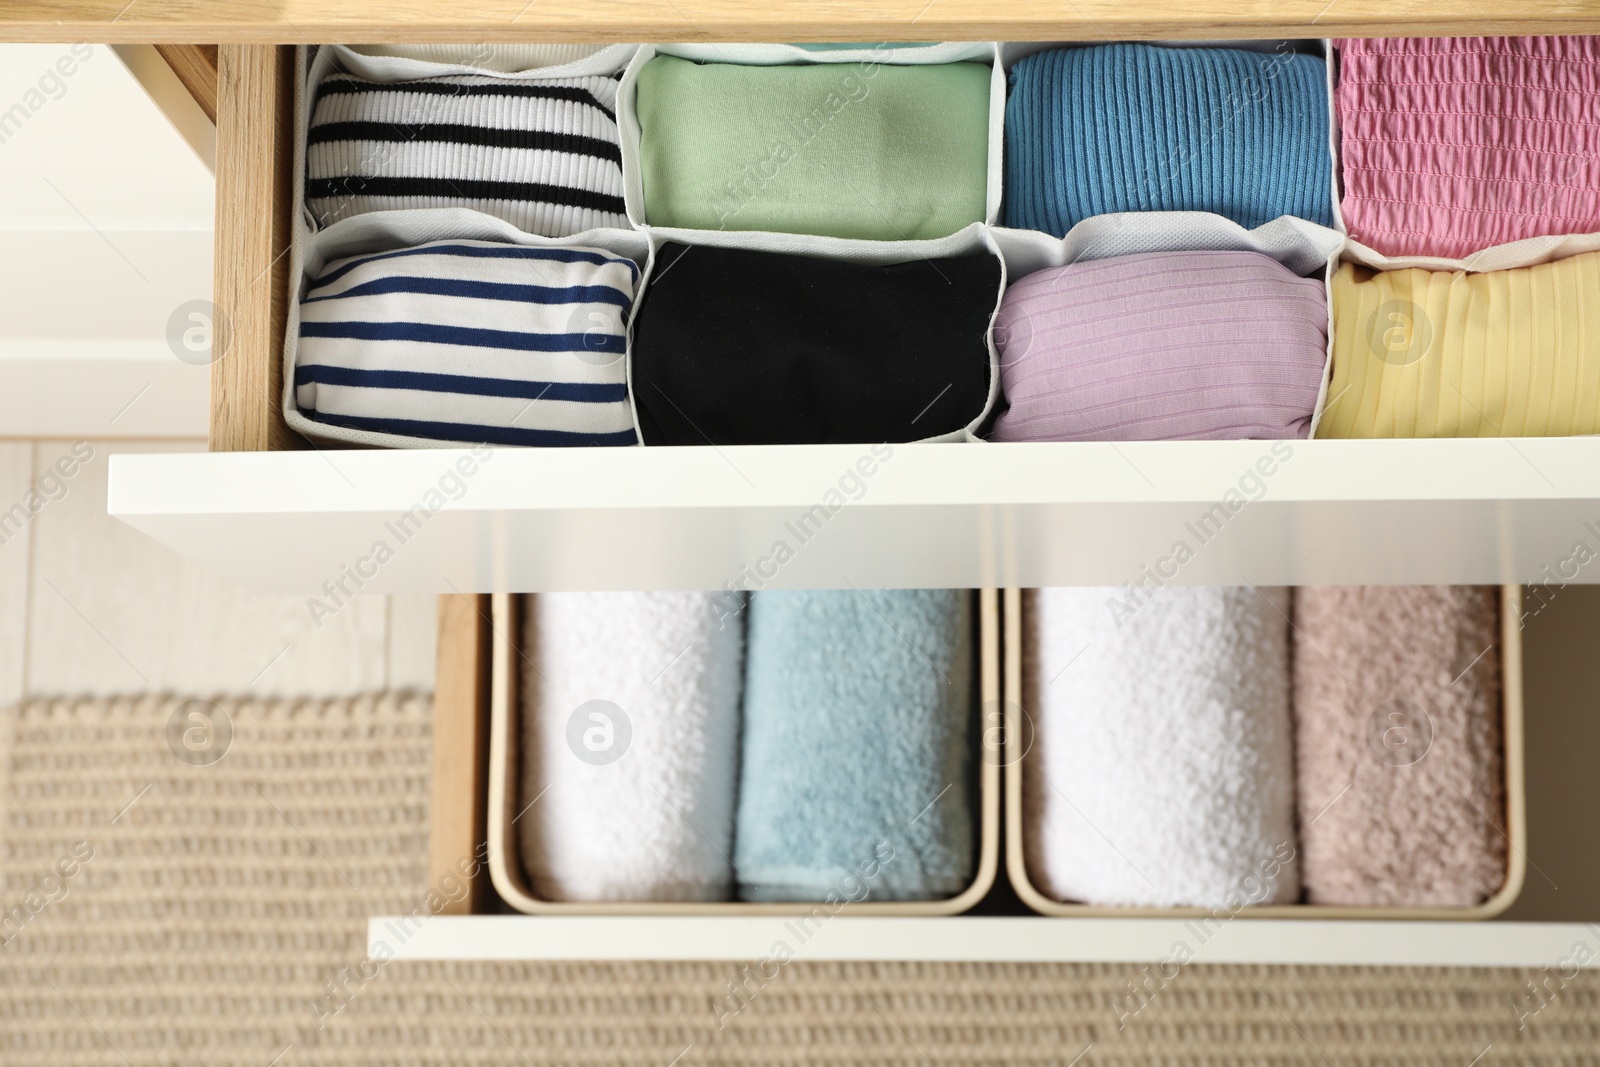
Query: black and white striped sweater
[[306, 72, 627, 237]]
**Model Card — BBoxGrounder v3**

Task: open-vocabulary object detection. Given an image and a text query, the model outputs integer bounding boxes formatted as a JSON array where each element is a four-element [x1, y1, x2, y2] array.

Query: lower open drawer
[[403, 587, 1600, 964]]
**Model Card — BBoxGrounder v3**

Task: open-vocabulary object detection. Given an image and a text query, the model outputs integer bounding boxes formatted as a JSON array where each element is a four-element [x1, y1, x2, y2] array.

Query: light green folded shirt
[[635, 55, 991, 240]]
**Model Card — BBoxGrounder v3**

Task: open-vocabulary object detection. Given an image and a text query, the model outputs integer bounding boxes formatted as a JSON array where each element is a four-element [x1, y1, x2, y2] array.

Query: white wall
[[0, 44, 215, 438]]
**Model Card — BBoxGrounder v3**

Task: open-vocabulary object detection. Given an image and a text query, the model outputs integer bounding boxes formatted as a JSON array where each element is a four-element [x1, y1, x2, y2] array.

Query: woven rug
[[0, 694, 1596, 1066]]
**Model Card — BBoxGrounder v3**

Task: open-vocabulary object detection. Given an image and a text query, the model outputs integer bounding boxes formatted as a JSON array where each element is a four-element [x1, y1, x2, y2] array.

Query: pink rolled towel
[[1292, 586, 1507, 907], [1335, 36, 1600, 259], [989, 251, 1328, 442]]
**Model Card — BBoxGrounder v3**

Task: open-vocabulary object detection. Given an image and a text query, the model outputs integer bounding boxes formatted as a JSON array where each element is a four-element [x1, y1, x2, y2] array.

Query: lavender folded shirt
[[989, 250, 1329, 441]]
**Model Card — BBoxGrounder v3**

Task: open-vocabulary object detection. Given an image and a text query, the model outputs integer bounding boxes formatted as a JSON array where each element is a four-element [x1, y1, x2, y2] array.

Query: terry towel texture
[[306, 71, 628, 235], [1317, 253, 1600, 438], [519, 593, 744, 902], [1023, 587, 1300, 908], [635, 55, 991, 239], [989, 250, 1329, 441], [1004, 44, 1333, 235], [297, 239, 640, 446], [1335, 36, 1600, 259], [631, 242, 999, 445], [1292, 587, 1507, 907], [734, 590, 975, 902]]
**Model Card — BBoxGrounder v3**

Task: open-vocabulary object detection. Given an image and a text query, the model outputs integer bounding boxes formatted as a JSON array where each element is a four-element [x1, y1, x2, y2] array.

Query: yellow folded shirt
[[1317, 253, 1600, 438]]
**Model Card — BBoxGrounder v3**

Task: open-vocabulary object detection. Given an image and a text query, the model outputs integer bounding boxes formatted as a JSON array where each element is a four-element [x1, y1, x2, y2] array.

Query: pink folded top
[[1336, 36, 1600, 259], [989, 250, 1328, 442]]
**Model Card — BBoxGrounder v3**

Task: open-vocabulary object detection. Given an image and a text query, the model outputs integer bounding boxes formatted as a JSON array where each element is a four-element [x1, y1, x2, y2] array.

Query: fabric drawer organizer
[[284, 42, 1009, 449], [483, 591, 1002, 916], [1319, 35, 1600, 439], [283, 37, 1600, 448]]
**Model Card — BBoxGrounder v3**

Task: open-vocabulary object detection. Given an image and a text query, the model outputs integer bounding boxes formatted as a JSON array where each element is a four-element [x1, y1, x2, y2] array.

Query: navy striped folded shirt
[[296, 240, 640, 446], [306, 72, 627, 236]]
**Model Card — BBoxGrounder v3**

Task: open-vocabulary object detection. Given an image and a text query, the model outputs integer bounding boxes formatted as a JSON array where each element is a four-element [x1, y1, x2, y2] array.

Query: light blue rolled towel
[[734, 589, 975, 902]]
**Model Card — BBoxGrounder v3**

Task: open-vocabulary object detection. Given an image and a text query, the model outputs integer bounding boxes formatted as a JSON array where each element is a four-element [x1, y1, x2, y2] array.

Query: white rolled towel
[[519, 592, 743, 901], [1024, 586, 1301, 908]]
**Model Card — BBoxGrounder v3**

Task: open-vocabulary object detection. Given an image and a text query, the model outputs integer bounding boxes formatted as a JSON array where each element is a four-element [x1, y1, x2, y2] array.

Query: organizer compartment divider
[[285, 208, 653, 449], [987, 214, 1344, 435], [627, 222, 1006, 443], [615, 41, 1007, 231], [283, 37, 1355, 450], [1325, 38, 1600, 274], [283, 43, 646, 449], [484, 590, 1002, 915]]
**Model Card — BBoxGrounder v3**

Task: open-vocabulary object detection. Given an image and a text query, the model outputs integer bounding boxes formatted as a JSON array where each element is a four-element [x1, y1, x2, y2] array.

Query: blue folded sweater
[[734, 589, 975, 902], [1004, 43, 1334, 234]]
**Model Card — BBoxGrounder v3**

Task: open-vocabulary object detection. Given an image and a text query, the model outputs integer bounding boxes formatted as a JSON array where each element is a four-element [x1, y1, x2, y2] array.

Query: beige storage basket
[[1003, 585, 1527, 919], [488, 589, 1001, 914]]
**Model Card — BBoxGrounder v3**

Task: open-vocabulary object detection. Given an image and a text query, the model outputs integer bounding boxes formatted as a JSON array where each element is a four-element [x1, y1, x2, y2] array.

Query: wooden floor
[[0, 438, 436, 706]]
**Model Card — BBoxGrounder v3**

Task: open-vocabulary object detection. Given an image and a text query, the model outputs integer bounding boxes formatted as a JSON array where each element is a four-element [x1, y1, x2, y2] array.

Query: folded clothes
[[296, 239, 639, 446], [634, 55, 991, 239], [1317, 252, 1600, 437], [1023, 587, 1300, 908], [1004, 44, 1334, 235], [1293, 587, 1507, 907], [1336, 36, 1600, 259], [306, 71, 627, 235], [990, 251, 1328, 441], [631, 242, 998, 445], [734, 590, 975, 902], [519, 593, 744, 902]]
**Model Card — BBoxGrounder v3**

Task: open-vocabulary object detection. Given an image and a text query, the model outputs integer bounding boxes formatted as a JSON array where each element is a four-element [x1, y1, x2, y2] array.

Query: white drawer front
[[110, 438, 1600, 593]]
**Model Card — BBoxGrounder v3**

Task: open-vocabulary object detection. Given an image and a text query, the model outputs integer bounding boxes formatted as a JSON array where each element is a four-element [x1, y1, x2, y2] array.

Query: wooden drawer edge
[[212, 44, 300, 453], [11, 3, 1600, 46], [429, 593, 492, 915]]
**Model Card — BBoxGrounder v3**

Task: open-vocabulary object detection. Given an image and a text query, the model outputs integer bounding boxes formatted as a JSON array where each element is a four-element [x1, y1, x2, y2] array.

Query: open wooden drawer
[[409, 588, 1600, 964], [98, 16, 1600, 594], [22, 0, 1594, 964]]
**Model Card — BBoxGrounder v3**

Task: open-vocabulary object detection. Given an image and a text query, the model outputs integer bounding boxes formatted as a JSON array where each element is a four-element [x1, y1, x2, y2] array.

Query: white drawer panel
[[110, 438, 1600, 593], [371, 915, 1600, 966]]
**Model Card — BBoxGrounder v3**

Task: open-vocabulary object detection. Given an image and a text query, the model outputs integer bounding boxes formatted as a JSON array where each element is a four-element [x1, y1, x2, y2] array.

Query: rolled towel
[[1317, 254, 1600, 438], [519, 592, 743, 902], [1292, 587, 1507, 907], [631, 242, 999, 445], [1336, 37, 1600, 260], [306, 71, 627, 235], [734, 590, 975, 902], [990, 251, 1328, 441], [296, 239, 640, 446], [1024, 587, 1300, 908], [634, 55, 990, 239], [1004, 44, 1333, 235]]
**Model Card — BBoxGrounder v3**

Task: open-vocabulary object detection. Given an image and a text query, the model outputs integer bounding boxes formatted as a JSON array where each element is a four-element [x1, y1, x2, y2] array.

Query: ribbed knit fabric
[[1292, 586, 1507, 907], [990, 251, 1328, 441], [1318, 252, 1600, 438], [635, 56, 991, 239], [631, 242, 999, 445], [1004, 44, 1334, 235], [1336, 36, 1600, 259], [306, 72, 628, 235], [297, 239, 640, 446]]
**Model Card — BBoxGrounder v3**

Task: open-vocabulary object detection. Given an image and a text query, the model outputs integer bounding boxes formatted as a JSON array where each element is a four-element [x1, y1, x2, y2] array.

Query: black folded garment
[[631, 242, 999, 445]]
